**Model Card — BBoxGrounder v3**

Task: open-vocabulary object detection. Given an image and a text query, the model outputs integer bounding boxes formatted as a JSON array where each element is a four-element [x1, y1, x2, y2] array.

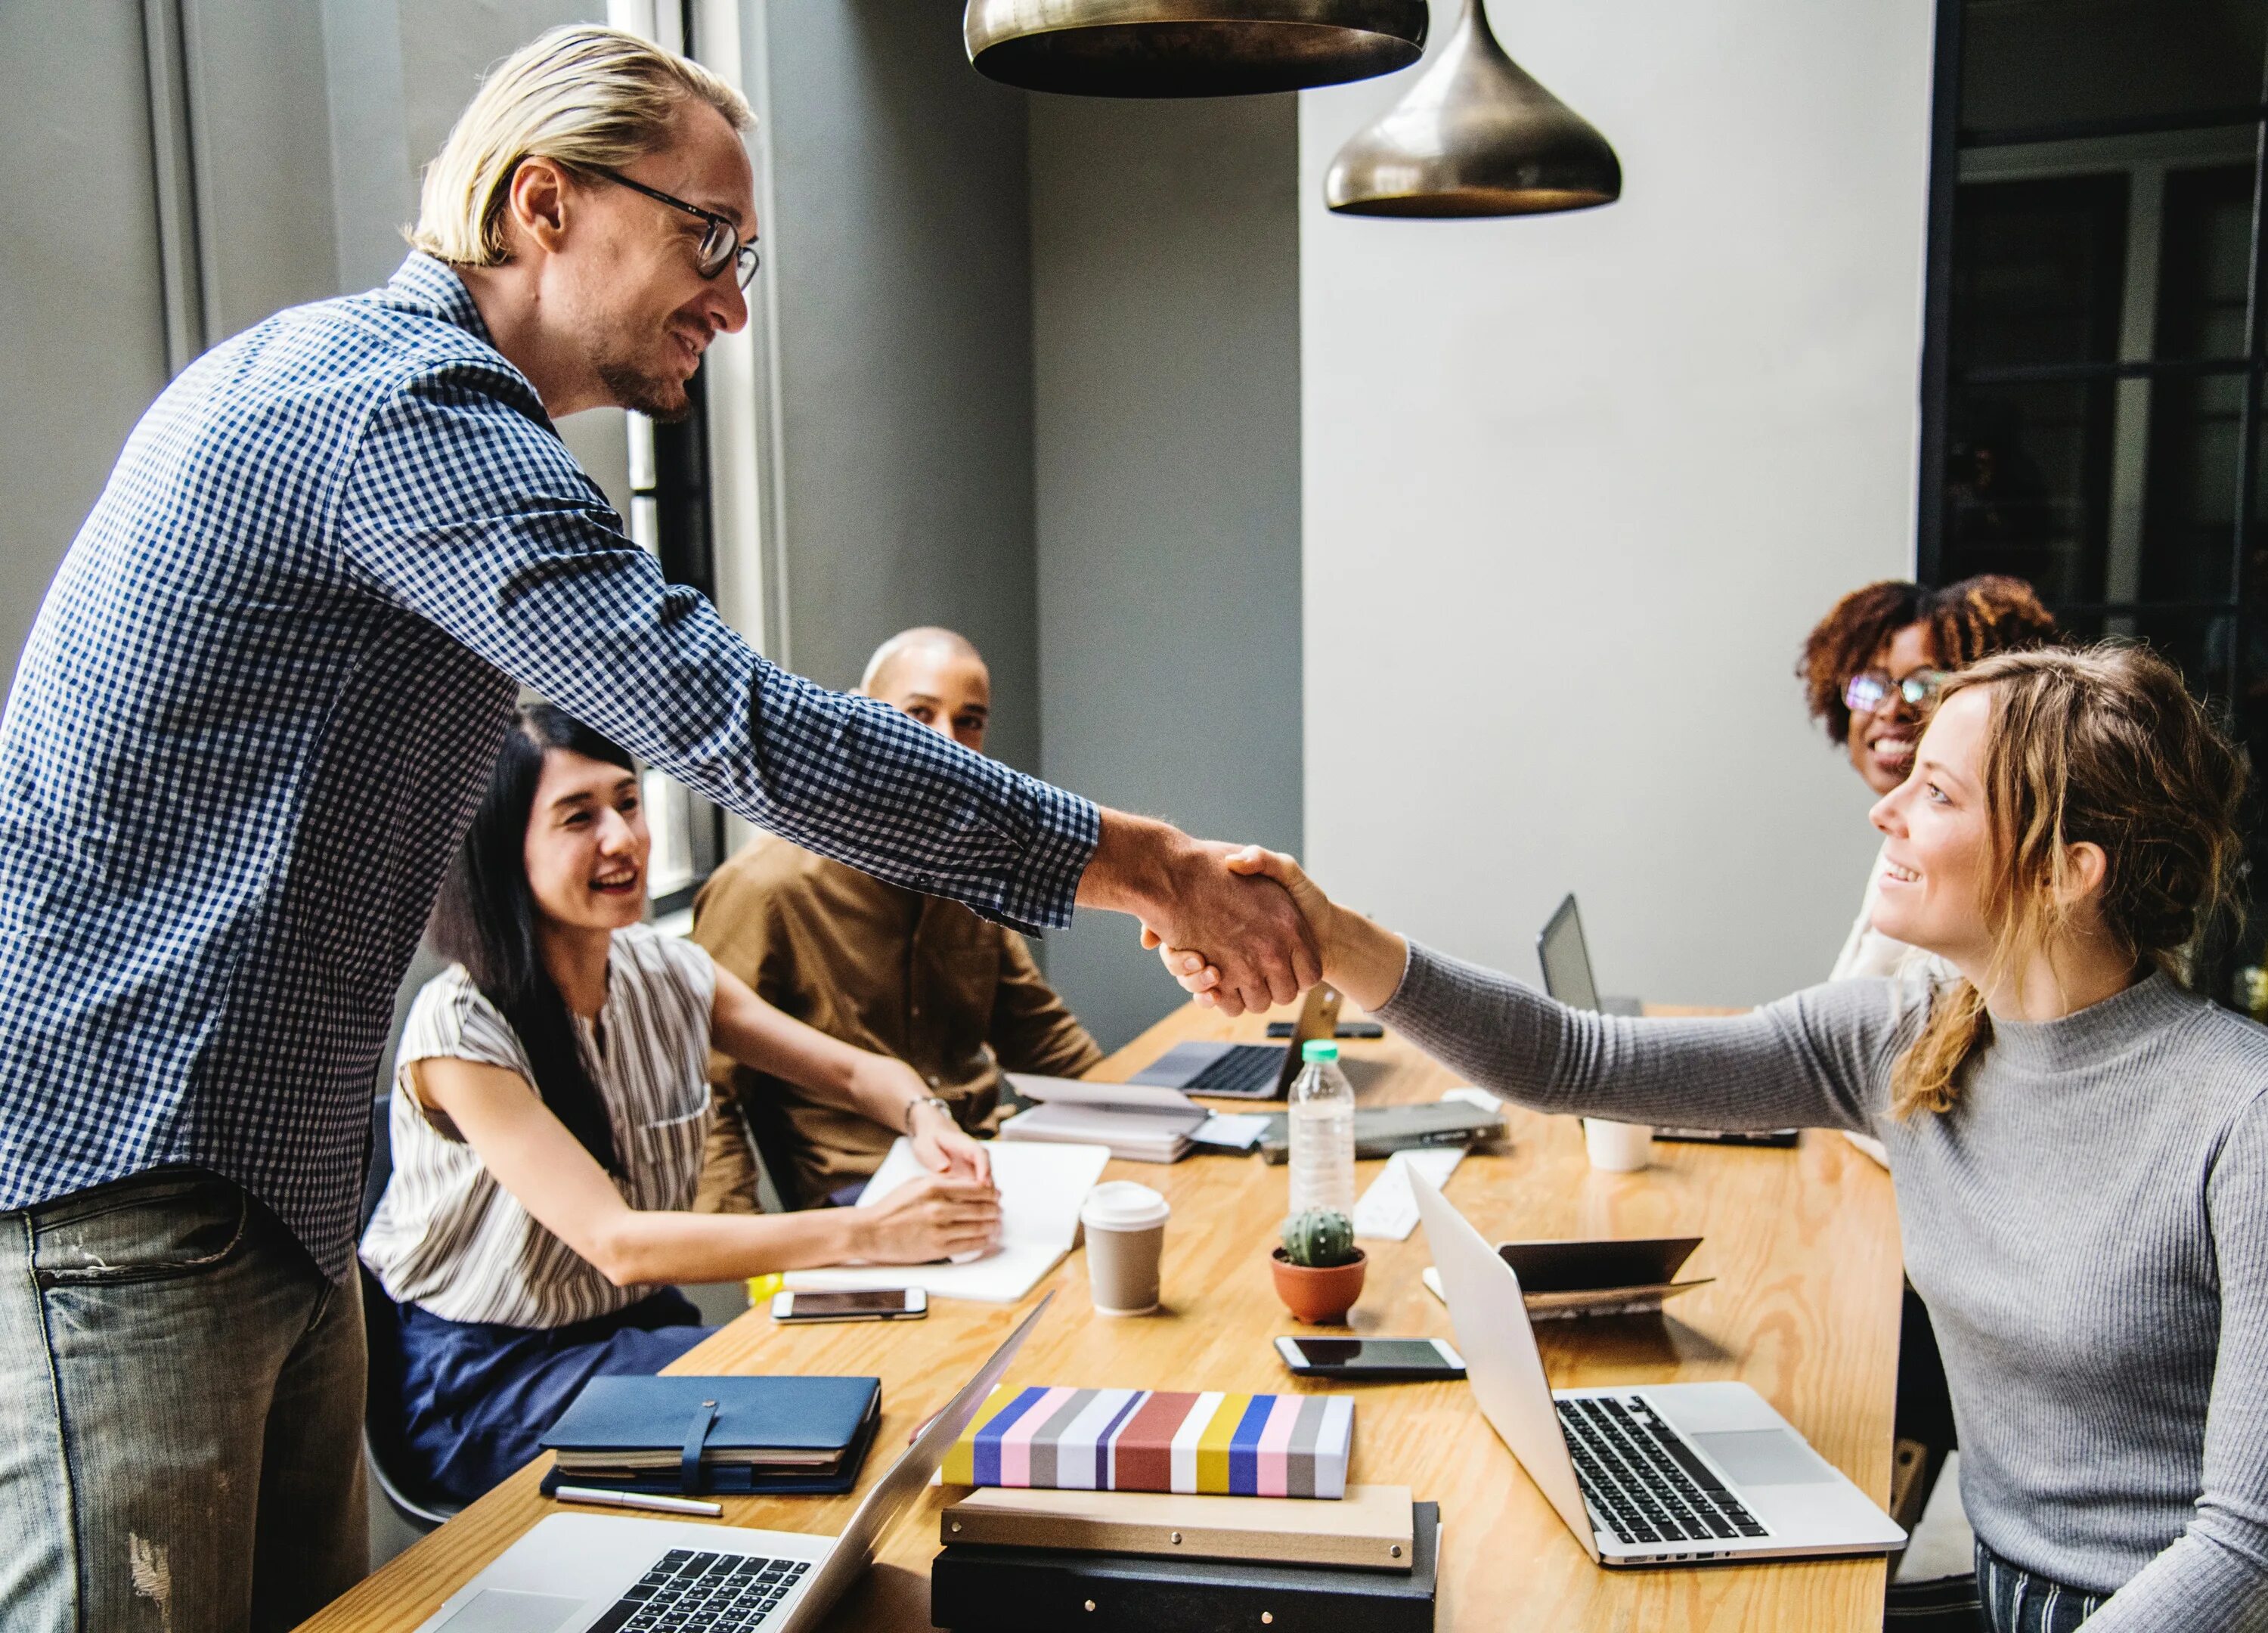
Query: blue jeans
[[0, 1167, 367, 1631], [396, 1287, 711, 1504]]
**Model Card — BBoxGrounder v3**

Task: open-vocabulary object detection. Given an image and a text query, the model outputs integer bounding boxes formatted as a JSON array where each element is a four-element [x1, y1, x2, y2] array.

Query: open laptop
[[1538, 894, 1796, 1148], [412, 1294, 1054, 1633], [1409, 1170, 1904, 1566], [1126, 982, 1342, 1098], [1537, 893, 1643, 1017]]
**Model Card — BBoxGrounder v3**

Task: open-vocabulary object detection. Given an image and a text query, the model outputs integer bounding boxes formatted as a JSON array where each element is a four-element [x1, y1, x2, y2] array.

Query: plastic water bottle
[[1287, 1040, 1356, 1219]]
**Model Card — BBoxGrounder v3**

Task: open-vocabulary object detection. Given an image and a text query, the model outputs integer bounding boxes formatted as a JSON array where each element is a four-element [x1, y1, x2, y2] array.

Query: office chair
[[359, 1095, 461, 1532]]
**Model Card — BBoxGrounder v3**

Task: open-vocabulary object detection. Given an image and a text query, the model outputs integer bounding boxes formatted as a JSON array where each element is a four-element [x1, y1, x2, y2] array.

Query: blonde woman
[[1162, 646, 2266, 1632]]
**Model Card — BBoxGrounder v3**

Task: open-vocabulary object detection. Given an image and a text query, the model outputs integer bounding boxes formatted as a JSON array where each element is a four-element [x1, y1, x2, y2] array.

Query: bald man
[[691, 629, 1105, 1210]]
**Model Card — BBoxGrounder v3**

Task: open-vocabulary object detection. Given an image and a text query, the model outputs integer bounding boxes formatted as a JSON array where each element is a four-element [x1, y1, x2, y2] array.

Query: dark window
[[1919, 0, 2268, 990], [634, 0, 729, 919]]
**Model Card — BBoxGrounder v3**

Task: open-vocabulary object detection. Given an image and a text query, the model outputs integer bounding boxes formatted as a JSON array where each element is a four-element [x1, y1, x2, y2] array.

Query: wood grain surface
[[299, 996, 1901, 1632]]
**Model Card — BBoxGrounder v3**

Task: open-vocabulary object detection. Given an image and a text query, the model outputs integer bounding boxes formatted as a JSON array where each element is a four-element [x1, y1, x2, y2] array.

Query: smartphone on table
[[1274, 1335, 1464, 1380], [770, 1287, 927, 1323]]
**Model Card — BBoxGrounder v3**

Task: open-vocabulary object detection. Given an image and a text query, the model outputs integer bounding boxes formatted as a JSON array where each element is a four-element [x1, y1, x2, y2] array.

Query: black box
[[931, 1500, 1439, 1632]]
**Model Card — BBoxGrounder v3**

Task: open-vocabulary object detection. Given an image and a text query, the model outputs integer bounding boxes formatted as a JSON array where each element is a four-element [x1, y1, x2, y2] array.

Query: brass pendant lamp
[[1325, 0, 1619, 216], [964, 1, 1430, 98]]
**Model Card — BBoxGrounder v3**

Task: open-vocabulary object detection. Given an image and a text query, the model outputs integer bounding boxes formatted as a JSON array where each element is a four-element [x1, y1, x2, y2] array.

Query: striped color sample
[[942, 1387, 1352, 1498]]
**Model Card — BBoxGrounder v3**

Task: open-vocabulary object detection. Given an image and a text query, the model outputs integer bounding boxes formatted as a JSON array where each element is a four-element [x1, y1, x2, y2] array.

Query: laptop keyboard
[[585, 1549, 811, 1632], [1185, 1043, 1284, 1095], [1557, 1396, 1770, 1548]]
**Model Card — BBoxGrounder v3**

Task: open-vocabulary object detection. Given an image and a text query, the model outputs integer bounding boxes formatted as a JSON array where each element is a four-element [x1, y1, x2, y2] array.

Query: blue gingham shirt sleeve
[[334, 364, 1097, 933]]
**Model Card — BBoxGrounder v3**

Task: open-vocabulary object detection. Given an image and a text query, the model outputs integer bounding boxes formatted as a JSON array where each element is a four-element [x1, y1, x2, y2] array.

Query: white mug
[[1583, 1117, 1654, 1173]]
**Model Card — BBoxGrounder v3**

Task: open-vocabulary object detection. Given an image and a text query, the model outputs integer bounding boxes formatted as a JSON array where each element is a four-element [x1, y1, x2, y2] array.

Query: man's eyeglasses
[[584, 166, 761, 289], [1843, 669, 1947, 714]]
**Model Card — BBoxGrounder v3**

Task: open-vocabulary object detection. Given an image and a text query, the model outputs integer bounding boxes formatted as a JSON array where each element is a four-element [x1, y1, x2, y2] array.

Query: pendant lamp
[[964, 0, 1429, 98], [1325, 0, 1619, 216]]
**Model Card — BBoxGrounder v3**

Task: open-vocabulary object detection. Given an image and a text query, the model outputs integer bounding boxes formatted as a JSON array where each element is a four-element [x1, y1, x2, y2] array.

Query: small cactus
[[1281, 1207, 1358, 1269]]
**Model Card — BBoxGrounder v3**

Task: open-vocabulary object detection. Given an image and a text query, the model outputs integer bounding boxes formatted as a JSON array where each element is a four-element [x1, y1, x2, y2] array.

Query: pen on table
[[555, 1485, 723, 1518]]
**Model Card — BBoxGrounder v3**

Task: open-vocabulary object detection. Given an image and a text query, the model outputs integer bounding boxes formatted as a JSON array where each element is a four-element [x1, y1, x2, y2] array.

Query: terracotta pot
[[1270, 1246, 1368, 1325]]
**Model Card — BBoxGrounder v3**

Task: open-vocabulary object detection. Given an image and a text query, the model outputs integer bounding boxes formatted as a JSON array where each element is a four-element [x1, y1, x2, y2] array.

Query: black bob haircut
[[429, 702, 634, 1173]]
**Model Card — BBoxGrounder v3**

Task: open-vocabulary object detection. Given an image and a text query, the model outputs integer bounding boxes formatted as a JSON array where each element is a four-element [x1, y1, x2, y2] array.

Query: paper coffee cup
[[1583, 1117, 1654, 1173], [1080, 1181, 1170, 1315]]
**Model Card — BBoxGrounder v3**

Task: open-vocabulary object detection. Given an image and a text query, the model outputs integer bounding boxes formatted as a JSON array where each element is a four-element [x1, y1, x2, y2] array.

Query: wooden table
[[302, 997, 1903, 1632]]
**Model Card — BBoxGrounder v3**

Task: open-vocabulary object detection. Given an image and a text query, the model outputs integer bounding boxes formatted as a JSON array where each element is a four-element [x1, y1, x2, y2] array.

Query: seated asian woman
[[359, 705, 1002, 1503], [1157, 646, 2267, 1633]]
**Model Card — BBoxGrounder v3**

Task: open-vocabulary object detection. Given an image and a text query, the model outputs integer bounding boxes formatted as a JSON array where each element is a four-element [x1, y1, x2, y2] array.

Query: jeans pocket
[[32, 1167, 250, 1287]]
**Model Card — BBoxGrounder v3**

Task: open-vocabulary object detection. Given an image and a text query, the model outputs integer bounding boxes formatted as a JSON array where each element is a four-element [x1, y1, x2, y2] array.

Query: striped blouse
[[361, 923, 717, 1328]]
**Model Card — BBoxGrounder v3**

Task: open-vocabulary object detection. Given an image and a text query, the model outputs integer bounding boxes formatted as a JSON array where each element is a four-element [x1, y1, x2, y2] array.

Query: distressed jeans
[[0, 1166, 367, 1631]]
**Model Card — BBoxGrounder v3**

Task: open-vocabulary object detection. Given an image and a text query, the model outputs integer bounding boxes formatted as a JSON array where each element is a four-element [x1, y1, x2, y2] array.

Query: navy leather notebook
[[539, 1374, 881, 1496]]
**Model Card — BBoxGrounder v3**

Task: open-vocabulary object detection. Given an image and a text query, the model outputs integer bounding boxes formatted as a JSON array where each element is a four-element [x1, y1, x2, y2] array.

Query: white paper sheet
[[782, 1138, 1111, 1303], [1351, 1146, 1466, 1241], [1192, 1111, 1269, 1150]]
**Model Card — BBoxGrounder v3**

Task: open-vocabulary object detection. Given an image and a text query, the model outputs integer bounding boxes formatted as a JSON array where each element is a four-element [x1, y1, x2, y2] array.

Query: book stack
[[931, 1485, 1441, 1631], [536, 1374, 881, 1498], [943, 1386, 1356, 1498], [994, 1075, 1207, 1163]]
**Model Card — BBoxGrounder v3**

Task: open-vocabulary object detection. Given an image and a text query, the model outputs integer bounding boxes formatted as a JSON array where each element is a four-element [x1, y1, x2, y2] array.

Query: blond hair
[[411, 25, 751, 268], [1888, 644, 2245, 1117]]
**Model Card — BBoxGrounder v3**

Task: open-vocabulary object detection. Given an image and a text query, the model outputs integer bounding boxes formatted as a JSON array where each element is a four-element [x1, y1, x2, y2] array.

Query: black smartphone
[[1266, 1020, 1385, 1039], [1274, 1335, 1465, 1380], [770, 1287, 928, 1322]]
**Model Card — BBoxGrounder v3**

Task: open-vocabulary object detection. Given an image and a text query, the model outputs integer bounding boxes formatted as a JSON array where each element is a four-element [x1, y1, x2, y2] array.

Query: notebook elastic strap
[[680, 1398, 720, 1494]]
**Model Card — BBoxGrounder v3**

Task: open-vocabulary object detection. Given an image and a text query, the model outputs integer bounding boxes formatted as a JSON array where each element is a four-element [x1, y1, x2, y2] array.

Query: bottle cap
[[1301, 1040, 1340, 1063]]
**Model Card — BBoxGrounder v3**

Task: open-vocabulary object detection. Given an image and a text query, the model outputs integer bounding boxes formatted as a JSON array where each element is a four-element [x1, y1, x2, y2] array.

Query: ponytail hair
[[1888, 644, 2245, 1117], [429, 703, 637, 1170]]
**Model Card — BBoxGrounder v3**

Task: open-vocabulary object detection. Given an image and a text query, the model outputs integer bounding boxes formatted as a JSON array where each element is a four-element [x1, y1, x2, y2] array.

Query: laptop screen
[[1537, 894, 1600, 1013]]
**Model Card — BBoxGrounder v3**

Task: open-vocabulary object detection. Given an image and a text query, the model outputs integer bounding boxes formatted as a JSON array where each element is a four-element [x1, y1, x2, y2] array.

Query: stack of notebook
[[537, 1374, 881, 1497], [931, 1485, 1440, 1631], [994, 1074, 1207, 1163], [944, 1386, 1356, 1498]]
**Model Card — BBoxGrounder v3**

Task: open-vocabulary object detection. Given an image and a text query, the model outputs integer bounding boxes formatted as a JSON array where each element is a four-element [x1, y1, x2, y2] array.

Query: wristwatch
[[903, 1093, 954, 1134]]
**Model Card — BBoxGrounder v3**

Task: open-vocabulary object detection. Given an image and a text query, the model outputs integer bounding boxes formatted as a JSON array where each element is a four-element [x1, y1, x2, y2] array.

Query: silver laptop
[[412, 1294, 1054, 1633], [1537, 893, 1642, 1017], [1127, 982, 1342, 1098], [1539, 894, 1797, 1148], [1410, 1170, 1903, 1565]]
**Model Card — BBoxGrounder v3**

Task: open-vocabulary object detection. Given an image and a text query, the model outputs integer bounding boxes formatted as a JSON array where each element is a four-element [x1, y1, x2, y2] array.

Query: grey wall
[[1299, 0, 1934, 1006], [759, 2, 1041, 774], [0, 4, 174, 702], [1031, 95, 1305, 1049]]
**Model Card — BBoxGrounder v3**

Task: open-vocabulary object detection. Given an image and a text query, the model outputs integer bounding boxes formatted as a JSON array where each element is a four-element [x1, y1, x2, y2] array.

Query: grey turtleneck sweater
[[1377, 948, 2268, 1631]]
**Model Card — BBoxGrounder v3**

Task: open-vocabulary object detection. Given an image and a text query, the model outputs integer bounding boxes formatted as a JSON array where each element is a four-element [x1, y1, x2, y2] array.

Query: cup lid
[[1080, 1179, 1170, 1230]]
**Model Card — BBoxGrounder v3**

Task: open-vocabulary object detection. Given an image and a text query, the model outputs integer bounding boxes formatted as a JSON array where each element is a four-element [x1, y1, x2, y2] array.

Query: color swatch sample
[[941, 1387, 1353, 1498]]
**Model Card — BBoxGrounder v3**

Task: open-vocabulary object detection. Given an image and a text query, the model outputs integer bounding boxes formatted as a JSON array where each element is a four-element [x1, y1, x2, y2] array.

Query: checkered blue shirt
[[0, 254, 1099, 1278]]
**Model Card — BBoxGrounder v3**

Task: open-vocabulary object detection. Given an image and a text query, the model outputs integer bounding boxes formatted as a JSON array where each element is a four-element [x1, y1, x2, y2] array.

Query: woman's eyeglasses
[[1843, 669, 1947, 714], [583, 166, 761, 289]]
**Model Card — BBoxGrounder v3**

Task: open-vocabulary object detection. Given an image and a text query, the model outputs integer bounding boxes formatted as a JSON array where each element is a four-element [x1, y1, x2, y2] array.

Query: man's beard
[[596, 357, 693, 423]]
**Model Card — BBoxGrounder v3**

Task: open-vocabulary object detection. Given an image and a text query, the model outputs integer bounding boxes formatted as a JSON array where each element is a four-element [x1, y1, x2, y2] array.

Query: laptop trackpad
[[435, 1590, 587, 1633], [1692, 1429, 1835, 1486]]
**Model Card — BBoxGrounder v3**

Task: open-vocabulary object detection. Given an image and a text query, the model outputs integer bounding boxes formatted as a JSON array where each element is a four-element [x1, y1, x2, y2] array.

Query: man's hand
[[1076, 813, 1321, 1016], [1148, 844, 1409, 1015]]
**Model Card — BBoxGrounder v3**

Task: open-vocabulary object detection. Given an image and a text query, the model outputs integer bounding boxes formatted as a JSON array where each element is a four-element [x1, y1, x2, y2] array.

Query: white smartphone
[[770, 1287, 928, 1323], [1275, 1334, 1465, 1380]]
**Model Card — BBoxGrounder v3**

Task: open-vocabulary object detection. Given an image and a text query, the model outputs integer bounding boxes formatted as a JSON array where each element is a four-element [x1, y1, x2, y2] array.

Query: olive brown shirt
[[690, 833, 1104, 1208]]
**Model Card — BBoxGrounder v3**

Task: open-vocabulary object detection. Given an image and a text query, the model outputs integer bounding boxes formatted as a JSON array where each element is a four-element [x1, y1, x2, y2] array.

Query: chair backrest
[[360, 1094, 460, 1529]]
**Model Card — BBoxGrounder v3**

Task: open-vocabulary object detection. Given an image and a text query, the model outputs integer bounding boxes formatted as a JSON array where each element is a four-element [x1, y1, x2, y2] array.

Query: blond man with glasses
[[0, 27, 1310, 1630]]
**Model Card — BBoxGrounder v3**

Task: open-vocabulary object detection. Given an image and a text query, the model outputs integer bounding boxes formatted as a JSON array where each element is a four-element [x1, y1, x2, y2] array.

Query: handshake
[[1080, 815, 1405, 1017]]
